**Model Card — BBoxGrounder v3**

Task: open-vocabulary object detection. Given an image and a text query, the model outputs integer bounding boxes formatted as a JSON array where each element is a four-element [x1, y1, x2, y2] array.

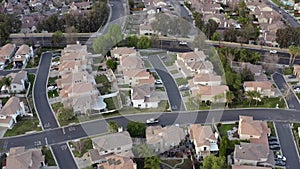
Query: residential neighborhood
[[1, 0, 300, 169]]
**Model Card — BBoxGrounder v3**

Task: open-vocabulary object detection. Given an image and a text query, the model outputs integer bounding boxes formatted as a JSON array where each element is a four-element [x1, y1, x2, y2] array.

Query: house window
[[204, 147, 207, 151], [117, 147, 121, 150], [138, 104, 141, 107], [13, 85, 16, 88]]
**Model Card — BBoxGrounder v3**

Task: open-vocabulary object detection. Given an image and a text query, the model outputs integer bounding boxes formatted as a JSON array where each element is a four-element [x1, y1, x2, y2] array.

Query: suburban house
[[0, 43, 16, 69], [234, 142, 274, 167], [7, 71, 28, 93], [0, 97, 26, 129], [146, 125, 186, 153], [294, 65, 300, 77], [189, 124, 219, 158], [232, 165, 272, 169], [111, 47, 137, 59], [175, 50, 213, 78], [243, 81, 275, 97], [131, 84, 159, 108], [90, 131, 133, 158], [190, 85, 229, 102], [188, 73, 222, 87], [93, 154, 137, 169], [238, 116, 271, 144], [5, 146, 45, 169], [58, 43, 101, 114], [119, 55, 144, 71], [12, 44, 33, 68], [123, 69, 155, 87], [56, 71, 95, 89]]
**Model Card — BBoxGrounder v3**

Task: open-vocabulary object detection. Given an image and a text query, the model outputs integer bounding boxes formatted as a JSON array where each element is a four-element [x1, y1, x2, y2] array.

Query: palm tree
[[289, 45, 297, 65], [136, 144, 155, 158], [291, 46, 300, 65], [225, 91, 234, 108], [245, 91, 255, 106], [144, 156, 161, 169], [253, 91, 262, 106]]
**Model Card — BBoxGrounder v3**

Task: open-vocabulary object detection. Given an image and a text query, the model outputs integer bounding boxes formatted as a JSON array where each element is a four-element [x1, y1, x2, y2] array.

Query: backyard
[[217, 123, 238, 138]]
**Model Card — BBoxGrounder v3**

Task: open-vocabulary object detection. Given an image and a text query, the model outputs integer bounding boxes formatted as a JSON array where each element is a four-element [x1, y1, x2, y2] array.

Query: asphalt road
[[51, 143, 78, 169], [147, 54, 186, 111], [33, 52, 59, 129], [272, 72, 300, 168], [263, 0, 300, 27], [275, 122, 300, 169], [2, 108, 300, 151]]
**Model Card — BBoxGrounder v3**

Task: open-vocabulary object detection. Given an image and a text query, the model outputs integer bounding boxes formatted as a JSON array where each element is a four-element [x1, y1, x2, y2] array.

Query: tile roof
[[0, 97, 21, 116], [97, 154, 136, 169], [146, 125, 185, 145], [0, 43, 15, 58], [10, 71, 27, 85], [6, 146, 44, 169], [111, 47, 136, 56], [177, 51, 206, 61], [197, 85, 229, 96], [189, 124, 217, 147], [15, 44, 30, 56], [193, 73, 221, 83], [234, 142, 269, 162], [243, 81, 273, 90], [120, 55, 144, 69], [131, 85, 154, 100]]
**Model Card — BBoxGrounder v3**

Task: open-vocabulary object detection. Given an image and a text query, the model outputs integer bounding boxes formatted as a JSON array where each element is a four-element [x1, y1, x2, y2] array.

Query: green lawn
[[185, 101, 210, 111], [52, 57, 60, 62], [292, 123, 300, 153], [170, 69, 179, 74], [95, 74, 109, 84], [283, 67, 294, 75], [120, 100, 169, 114], [289, 81, 298, 85], [69, 138, 93, 158], [118, 84, 130, 88], [151, 72, 160, 80], [162, 159, 182, 167], [48, 77, 58, 85], [155, 87, 165, 91], [28, 74, 35, 97], [229, 97, 286, 109], [48, 90, 59, 98], [164, 53, 177, 66], [4, 116, 42, 137], [181, 91, 190, 97], [119, 90, 130, 104], [144, 60, 152, 68], [42, 146, 56, 166], [267, 122, 276, 136], [218, 123, 237, 137], [175, 77, 188, 86], [26, 57, 40, 68], [104, 96, 121, 110], [4, 63, 13, 70], [51, 102, 63, 113]]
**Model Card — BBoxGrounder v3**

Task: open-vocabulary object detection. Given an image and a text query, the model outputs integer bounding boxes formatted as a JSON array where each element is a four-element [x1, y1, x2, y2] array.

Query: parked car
[[270, 50, 277, 54], [275, 159, 286, 166], [288, 75, 296, 79], [270, 145, 281, 150], [155, 80, 163, 85], [269, 141, 279, 145], [276, 155, 286, 162], [146, 118, 159, 124], [47, 86, 57, 91], [268, 136, 278, 141], [179, 41, 187, 46]]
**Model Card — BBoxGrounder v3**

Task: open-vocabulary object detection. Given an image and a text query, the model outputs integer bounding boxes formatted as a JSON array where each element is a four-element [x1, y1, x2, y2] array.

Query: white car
[[47, 86, 57, 91], [270, 50, 277, 54], [276, 155, 286, 162], [155, 80, 163, 84], [146, 118, 159, 124], [179, 41, 187, 45]]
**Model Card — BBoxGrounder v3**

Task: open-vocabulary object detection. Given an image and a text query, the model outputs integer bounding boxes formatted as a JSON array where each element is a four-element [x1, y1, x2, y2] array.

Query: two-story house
[[0, 97, 26, 128], [111, 47, 137, 59], [243, 81, 275, 97], [131, 84, 159, 108], [7, 71, 28, 93], [5, 146, 45, 169], [0, 43, 16, 69], [13, 44, 33, 68], [146, 125, 185, 153], [189, 124, 219, 159]]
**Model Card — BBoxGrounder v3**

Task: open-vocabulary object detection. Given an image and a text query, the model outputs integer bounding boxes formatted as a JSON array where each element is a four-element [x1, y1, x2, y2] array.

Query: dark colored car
[[270, 145, 281, 150], [268, 136, 278, 141]]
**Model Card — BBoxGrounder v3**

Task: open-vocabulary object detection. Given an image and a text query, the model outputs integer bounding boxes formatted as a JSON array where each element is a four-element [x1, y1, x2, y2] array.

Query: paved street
[[33, 52, 59, 129], [273, 72, 300, 168], [51, 143, 78, 169], [275, 122, 300, 169], [148, 55, 186, 111]]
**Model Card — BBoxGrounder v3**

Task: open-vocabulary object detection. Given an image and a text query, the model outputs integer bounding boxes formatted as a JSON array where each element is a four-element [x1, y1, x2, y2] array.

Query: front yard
[[69, 138, 93, 158], [217, 123, 238, 138], [42, 146, 56, 166], [163, 53, 177, 66], [4, 116, 42, 137], [175, 77, 189, 86], [229, 97, 286, 109], [104, 96, 121, 110], [292, 123, 300, 153], [119, 100, 169, 114]]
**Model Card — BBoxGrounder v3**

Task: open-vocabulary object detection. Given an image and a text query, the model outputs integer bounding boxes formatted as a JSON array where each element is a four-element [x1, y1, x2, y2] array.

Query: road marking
[[68, 127, 76, 131], [45, 137, 48, 145], [61, 145, 67, 150]]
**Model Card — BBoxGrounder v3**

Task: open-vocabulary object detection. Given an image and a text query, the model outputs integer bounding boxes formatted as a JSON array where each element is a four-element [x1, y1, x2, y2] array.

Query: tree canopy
[[126, 121, 146, 138], [201, 155, 226, 169], [0, 14, 21, 45]]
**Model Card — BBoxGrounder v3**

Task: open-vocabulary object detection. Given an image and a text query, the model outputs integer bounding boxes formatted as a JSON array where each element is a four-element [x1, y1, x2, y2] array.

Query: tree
[[223, 27, 237, 42], [135, 144, 155, 158], [253, 91, 262, 106], [201, 155, 226, 169], [126, 35, 138, 47], [193, 11, 205, 30], [107, 24, 122, 45], [219, 136, 230, 157], [241, 68, 254, 81], [107, 121, 118, 133], [126, 121, 146, 137], [192, 33, 207, 50], [289, 45, 300, 65], [144, 156, 161, 169], [225, 91, 234, 108], [57, 108, 75, 122], [65, 26, 78, 44], [137, 36, 152, 49], [211, 32, 221, 41], [245, 91, 255, 106], [52, 30, 64, 46], [263, 52, 279, 73], [203, 19, 219, 39], [106, 59, 117, 70]]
